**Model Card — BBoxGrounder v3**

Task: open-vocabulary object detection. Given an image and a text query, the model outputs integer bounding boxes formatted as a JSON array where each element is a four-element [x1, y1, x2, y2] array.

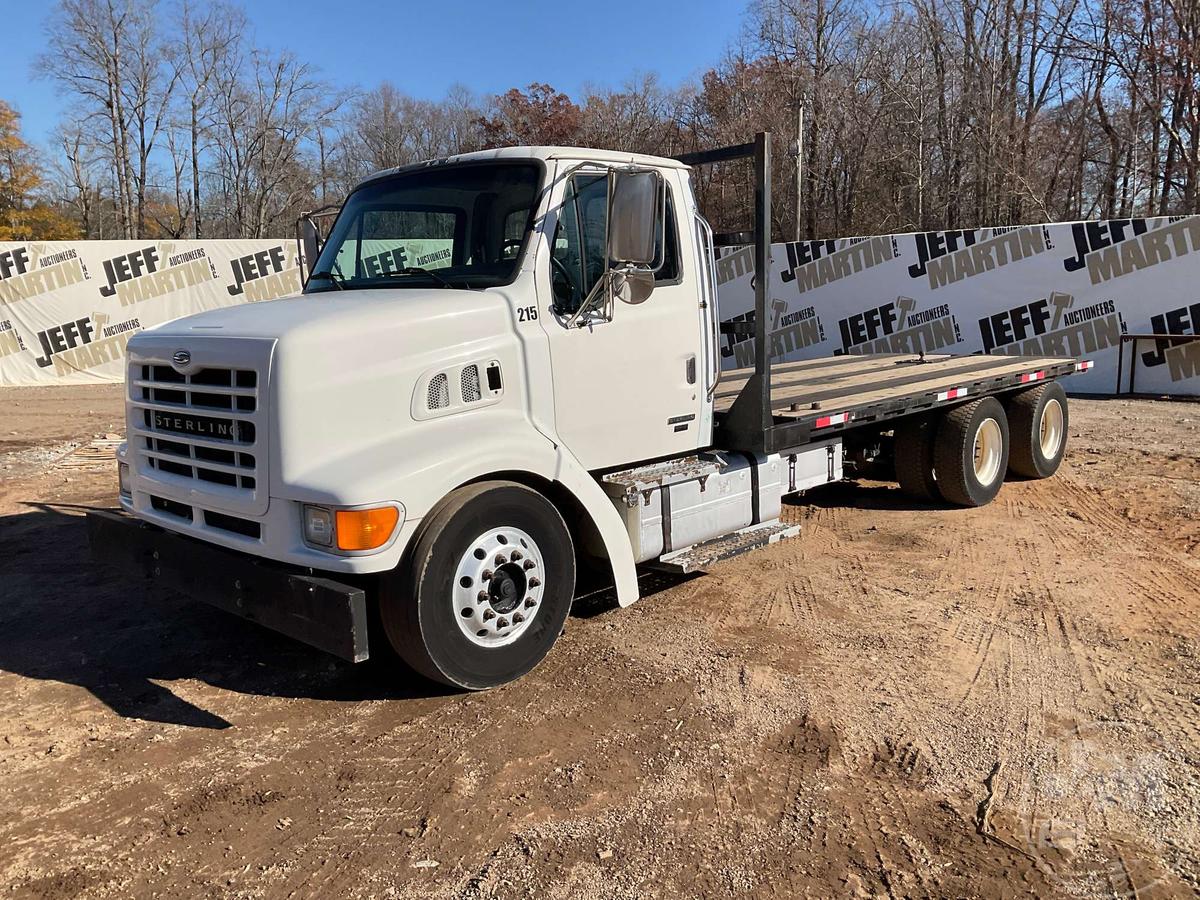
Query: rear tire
[[894, 415, 941, 501], [933, 398, 1010, 507], [1006, 382, 1068, 479], [379, 481, 575, 690]]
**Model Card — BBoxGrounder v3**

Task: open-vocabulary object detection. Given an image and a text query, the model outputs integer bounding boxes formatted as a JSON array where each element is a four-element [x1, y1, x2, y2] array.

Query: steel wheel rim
[[452, 526, 545, 648], [1039, 398, 1064, 458], [973, 417, 1004, 486]]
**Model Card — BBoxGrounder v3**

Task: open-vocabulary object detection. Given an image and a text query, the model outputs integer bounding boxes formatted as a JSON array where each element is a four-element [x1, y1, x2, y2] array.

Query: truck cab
[[94, 137, 1082, 689]]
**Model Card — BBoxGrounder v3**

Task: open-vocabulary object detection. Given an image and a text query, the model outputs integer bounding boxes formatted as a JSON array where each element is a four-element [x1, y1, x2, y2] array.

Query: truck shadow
[[0, 503, 461, 729], [0, 503, 692, 729]]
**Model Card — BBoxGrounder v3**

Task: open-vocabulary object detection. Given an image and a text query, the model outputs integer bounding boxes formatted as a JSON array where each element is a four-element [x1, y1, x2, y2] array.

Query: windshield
[[305, 161, 542, 293]]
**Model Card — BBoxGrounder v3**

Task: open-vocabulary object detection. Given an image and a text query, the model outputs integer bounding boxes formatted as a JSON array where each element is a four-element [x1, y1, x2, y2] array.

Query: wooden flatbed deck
[[715, 353, 1079, 437]]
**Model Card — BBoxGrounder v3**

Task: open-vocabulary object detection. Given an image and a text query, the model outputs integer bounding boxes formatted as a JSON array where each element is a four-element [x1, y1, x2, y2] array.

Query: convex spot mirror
[[607, 168, 664, 269]]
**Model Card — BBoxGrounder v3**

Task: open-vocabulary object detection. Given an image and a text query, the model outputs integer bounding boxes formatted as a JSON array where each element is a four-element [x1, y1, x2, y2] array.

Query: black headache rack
[[673, 134, 779, 454], [674, 133, 1081, 454], [87, 509, 369, 663]]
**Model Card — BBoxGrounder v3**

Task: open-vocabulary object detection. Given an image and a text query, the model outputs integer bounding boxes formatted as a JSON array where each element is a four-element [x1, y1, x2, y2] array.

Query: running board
[[651, 521, 801, 574]]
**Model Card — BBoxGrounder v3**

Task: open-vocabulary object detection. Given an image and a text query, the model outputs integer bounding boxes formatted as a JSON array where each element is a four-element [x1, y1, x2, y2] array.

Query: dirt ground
[[0, 385, 1197, 899]]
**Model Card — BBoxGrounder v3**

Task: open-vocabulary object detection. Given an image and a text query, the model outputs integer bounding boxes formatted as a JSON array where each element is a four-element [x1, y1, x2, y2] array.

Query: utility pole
[[794, 102, 805, 243]]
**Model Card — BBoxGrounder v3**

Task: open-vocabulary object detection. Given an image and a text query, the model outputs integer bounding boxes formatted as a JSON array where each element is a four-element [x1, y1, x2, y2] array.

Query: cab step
[[651, 521, 800, 574]]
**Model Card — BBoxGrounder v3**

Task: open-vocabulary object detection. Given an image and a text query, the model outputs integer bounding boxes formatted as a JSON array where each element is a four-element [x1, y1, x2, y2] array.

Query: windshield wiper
[[378, 266, 471, 290], [308, 269, 345, 290]]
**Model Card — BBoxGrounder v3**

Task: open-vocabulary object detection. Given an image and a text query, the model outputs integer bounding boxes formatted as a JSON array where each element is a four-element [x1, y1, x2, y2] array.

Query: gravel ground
[[0, 386, 1197, 899]]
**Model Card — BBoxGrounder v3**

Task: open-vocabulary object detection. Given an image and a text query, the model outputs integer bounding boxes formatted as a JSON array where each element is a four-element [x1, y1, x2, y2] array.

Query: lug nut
[[477, 590, 489, 603], [524, 597, 537, 608], [523, 559, 536, 570], [495, 554, 507, 566], [513, 613, 525, 624], [482, 569, 493, 580], [497, 617, 509, 628], [510, 550, 523, 561], [528, 577, 541, 588], [483, 609, 496, 621]]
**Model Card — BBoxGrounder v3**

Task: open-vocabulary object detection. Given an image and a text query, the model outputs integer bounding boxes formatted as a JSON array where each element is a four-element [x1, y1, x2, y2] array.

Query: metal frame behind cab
[[673, 133, 773, 453]]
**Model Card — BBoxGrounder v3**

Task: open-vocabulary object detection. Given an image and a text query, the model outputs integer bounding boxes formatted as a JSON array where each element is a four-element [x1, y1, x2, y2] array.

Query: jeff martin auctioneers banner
[[3, 217, 1199, 395], [716, 216, 1200, 397], [0, 239, 301, 386]]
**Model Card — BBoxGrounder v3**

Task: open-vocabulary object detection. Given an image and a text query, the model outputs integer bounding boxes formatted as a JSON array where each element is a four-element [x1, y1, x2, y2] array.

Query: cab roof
[[356, 145, 689, 191]]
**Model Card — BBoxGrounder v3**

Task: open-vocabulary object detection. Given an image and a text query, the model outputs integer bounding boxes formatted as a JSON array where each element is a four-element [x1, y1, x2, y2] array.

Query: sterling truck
[[88, 134, 1091, 689]]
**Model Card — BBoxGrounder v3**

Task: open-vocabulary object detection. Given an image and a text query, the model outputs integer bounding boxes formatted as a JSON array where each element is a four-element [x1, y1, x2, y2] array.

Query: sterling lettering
[[100, 246, 159, 297]]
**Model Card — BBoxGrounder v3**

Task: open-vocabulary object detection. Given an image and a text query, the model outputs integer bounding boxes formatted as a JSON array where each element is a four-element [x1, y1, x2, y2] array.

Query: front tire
[[380, 481, 575, 690], [933, 397, 1010, 507], [1006, 382, 1068, 478]]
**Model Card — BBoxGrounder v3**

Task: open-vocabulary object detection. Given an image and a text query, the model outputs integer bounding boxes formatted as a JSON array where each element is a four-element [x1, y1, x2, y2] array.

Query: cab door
[[539, 166, 705, 471]]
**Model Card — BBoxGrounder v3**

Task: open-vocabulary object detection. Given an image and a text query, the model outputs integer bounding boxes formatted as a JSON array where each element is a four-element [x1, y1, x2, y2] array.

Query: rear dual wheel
[[379, 481, 575, 690], [933, 397, 1011, 507], [1006, 382, 1068, 479]]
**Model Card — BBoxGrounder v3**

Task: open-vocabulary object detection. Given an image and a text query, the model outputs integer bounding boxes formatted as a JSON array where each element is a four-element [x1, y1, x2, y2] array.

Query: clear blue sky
[[2, 0, 747, 150]]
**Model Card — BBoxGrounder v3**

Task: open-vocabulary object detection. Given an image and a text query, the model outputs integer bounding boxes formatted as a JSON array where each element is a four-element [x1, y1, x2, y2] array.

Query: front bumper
[[87, 509, 370, 663]]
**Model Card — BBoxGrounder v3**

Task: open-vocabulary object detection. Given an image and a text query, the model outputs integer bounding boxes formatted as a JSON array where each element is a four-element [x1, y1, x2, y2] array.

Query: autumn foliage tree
[[478, 83, 583, 147], [0, 100, 77, 240]]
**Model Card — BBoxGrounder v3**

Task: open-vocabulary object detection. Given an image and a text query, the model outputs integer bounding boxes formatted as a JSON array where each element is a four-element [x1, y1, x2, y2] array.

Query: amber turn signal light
[[335, 506, 399, 551]]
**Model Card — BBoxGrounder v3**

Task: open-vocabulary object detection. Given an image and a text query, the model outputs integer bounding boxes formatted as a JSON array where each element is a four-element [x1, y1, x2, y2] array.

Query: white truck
[[89, 134, 1091, 689]]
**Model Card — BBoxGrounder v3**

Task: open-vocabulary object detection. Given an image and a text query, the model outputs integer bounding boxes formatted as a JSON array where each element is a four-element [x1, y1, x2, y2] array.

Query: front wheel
[[379, 481, 575, 690]]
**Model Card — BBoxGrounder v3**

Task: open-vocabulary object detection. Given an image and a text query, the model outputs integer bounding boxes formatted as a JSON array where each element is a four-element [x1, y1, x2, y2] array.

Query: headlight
[[303, 505, 334, 546], [118, 462, 131, 496], [302, 503, 401, 552]]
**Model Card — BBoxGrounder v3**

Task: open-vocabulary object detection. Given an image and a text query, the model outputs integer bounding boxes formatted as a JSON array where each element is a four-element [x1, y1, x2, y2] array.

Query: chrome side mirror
[[607, 168, 663, 268], [297, 216, 323, 277]]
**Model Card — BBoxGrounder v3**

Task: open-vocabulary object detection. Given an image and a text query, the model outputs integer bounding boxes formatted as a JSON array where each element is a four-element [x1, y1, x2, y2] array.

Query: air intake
[[461, 365, 481, 402], [427, 373, 450, 409]]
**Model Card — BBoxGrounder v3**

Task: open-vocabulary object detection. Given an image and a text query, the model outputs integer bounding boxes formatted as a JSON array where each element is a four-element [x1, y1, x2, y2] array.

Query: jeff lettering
[[1062, 220, 1147, 272], [907, 230, 978, 279], [100, 246, 159, 297], [34, 316, 95, 368], [0, 246, 30, 280], [1141, 303, 1200, 367], [979, 300, 1051, 353], [228, 246, 287, 296]]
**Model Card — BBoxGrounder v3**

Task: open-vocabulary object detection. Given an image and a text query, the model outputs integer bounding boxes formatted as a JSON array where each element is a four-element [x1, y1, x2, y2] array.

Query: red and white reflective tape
[[1074, 360, 1094, 372], [1019, 370, 1045, 384], [813, 411, 851, 429], [936, 387, 969, 402]]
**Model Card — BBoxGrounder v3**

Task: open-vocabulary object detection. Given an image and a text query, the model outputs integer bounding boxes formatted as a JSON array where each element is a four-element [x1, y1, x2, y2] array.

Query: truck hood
[[140, 287, 496, 343]]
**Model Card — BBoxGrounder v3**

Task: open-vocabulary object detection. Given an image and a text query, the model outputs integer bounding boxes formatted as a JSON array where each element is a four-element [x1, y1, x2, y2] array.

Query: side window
[[551, 173, 679, 313], [551, 174, 606, 313], [656, 190, 680, 283]]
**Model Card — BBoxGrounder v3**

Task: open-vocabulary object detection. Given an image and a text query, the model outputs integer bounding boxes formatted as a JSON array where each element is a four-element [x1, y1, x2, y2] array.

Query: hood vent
[[461, 365, 481, 403], [427, 373, 450, 409]]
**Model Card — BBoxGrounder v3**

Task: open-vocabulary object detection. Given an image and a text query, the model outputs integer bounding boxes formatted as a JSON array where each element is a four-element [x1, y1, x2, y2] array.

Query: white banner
[[715, 216, 1200, 397], [0, 240, 302, 385]]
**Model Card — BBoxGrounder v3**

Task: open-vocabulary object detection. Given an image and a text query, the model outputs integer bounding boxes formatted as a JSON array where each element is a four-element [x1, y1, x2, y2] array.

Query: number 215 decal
[[517, 305, 539, 322]]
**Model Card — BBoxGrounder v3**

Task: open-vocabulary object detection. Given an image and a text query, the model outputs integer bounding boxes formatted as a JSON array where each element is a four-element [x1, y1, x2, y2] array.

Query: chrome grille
[[135, 364, 259, 491]]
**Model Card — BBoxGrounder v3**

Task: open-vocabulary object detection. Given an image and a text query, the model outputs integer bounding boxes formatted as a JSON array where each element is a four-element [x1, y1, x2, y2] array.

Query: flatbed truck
[[89, 134, 1091, 689]]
